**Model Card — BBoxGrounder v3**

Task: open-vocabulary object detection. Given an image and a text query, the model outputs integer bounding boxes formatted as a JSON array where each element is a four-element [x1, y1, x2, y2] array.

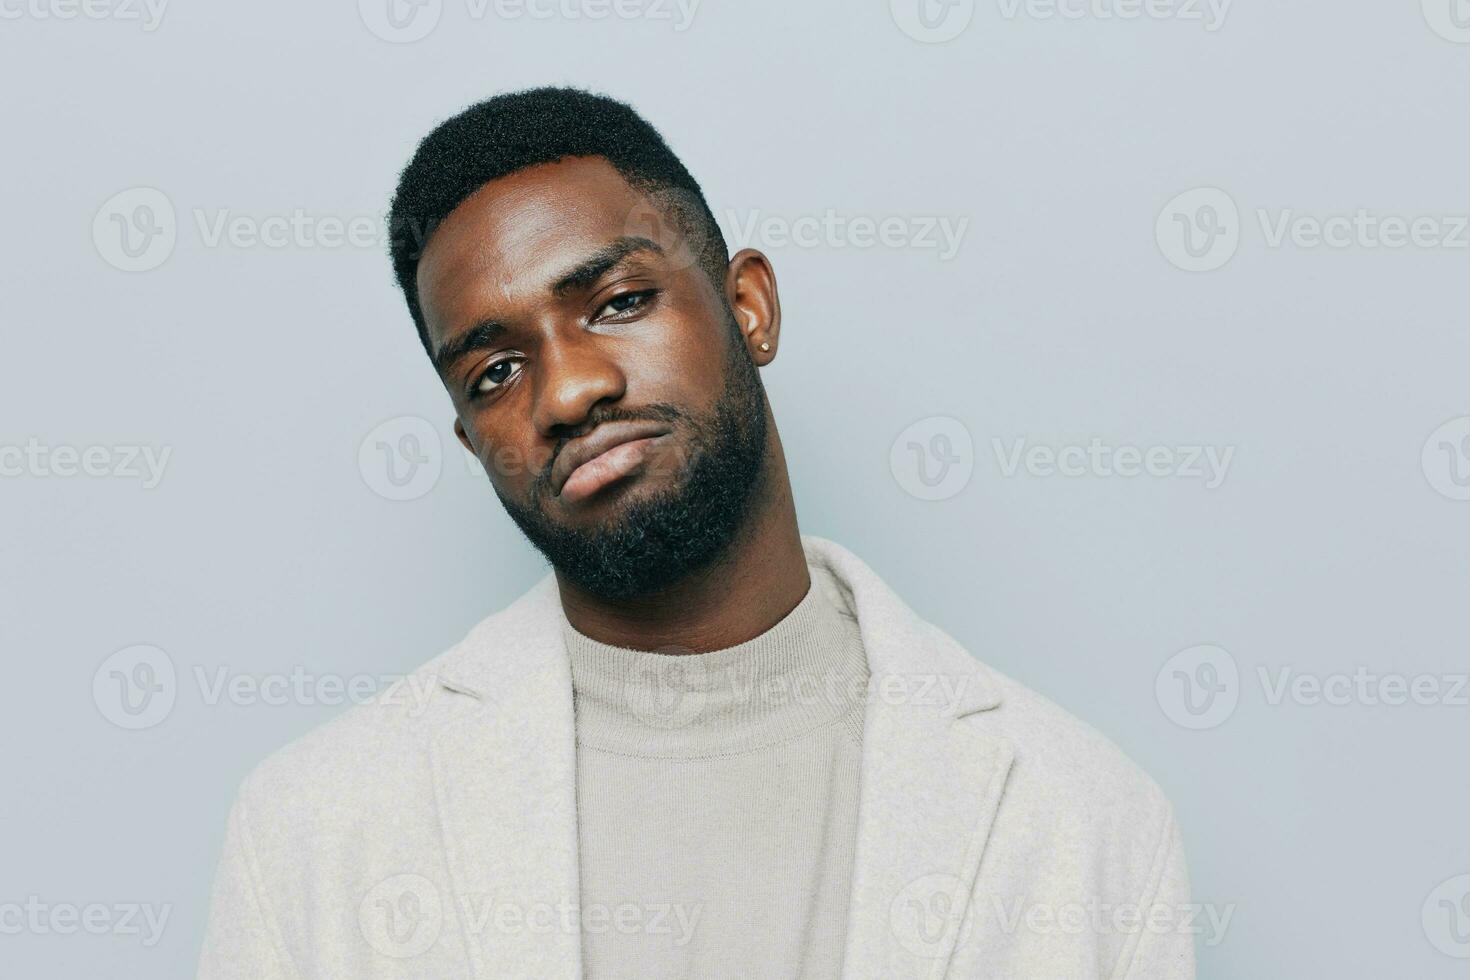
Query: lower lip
[[559, 435, 666, 505]]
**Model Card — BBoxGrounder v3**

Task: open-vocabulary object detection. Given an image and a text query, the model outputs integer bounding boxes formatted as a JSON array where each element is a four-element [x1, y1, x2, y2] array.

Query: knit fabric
[[563, 562, 869, 980]]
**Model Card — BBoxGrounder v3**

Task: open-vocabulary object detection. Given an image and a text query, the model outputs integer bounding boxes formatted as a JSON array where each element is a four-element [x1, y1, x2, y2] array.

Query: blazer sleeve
[[196, 791, 295, 980], [1119, 807, 1196, 980]]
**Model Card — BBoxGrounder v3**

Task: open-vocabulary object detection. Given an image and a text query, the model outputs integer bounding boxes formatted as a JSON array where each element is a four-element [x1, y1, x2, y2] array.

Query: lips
[[550, 419, 673, 502]]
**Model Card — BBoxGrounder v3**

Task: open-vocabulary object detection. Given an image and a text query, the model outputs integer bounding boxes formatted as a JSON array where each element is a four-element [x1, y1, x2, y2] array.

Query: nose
[[530, 331, 628, 437]]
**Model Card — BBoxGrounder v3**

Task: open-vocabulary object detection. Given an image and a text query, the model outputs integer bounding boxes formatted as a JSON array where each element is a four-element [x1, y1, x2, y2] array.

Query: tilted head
[[388, 87, 783, 601]]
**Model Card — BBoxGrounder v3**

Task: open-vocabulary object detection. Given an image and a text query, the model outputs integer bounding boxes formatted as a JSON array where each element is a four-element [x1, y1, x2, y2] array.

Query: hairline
[[401, 153, 730, 360]]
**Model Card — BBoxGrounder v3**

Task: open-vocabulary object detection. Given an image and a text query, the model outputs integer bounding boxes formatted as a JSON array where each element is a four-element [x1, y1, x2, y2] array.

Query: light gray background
[[3, 0, 1469, 976]]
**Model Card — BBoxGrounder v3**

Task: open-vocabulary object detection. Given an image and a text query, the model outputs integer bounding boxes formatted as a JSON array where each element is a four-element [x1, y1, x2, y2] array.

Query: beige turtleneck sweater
[[562, 561, 870, 980]]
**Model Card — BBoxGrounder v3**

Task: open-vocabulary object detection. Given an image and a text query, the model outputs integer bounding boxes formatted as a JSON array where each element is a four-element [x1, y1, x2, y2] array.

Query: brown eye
[[473, 357, 523, 397], [597, 289, 656, 318]]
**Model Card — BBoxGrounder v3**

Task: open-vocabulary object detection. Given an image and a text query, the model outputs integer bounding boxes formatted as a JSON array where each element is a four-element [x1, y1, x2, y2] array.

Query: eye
[[596, 289, 657, 320], [471, 356, 523, 398]]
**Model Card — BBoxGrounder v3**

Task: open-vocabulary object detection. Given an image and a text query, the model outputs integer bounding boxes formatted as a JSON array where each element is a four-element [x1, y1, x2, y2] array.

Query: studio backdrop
[[2, 1, 1468, 977]]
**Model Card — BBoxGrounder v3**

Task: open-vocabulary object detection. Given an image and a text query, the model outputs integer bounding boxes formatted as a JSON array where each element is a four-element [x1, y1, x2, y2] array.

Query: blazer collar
[[433, 536, 1004, 712], [429, 536, 1012, 979], [800, 538, 1013, 978]]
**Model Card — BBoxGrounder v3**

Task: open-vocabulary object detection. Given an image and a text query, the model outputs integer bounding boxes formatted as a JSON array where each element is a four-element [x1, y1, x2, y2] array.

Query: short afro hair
[[387, 86, 730, 359]]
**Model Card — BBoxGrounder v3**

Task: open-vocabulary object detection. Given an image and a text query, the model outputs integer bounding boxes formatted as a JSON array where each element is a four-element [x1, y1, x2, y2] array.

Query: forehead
[[416, 156, 646, 341]]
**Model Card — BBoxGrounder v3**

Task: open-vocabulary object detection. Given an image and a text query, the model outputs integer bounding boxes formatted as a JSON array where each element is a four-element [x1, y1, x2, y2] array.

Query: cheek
[[462, 413, 551, 490], [627, 309, 732, 410]]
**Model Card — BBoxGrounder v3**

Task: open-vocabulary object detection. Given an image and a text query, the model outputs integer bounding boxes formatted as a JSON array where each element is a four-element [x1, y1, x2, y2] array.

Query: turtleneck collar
[[562, 563, 869, 759]]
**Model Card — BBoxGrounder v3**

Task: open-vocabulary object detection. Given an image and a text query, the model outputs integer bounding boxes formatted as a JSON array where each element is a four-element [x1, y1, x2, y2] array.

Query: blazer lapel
[[429, 576, 583, 979], [422, 538, 1012, 980], [807, 538, 1014, 980]]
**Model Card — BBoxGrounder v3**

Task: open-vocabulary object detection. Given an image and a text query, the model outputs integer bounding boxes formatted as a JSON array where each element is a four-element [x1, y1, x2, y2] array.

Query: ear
[[453, 418, 474, 457], [724, 248, 781, 365]]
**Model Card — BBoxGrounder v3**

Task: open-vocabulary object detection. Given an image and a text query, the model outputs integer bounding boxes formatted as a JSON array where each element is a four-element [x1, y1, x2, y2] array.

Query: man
[[198, 87, 1193, 979]]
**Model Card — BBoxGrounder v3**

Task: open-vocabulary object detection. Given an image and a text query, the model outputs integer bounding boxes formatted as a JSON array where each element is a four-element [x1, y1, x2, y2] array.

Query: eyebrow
[[432, 319, 507, 376], [430, 235, 665, 375], [551, 235, 664, 297]]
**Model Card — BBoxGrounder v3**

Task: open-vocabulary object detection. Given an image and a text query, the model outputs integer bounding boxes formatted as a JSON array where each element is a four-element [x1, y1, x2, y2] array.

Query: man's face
[[416, 156, 769, 600]]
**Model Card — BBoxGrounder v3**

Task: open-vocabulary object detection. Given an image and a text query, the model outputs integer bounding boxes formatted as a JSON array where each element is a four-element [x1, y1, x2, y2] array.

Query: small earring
[[759, 341, 771, 352]]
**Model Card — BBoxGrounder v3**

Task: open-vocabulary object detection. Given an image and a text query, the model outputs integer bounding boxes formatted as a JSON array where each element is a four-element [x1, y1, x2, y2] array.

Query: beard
[[494, 325, 769, 602]]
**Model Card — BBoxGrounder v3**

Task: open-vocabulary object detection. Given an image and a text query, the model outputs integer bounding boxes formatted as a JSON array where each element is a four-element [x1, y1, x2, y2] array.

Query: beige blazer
[[198, 536, 1194, 979]]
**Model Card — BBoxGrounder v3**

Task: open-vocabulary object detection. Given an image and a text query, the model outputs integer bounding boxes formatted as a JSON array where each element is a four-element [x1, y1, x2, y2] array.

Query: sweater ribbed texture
[[564, 561, 869, 980]]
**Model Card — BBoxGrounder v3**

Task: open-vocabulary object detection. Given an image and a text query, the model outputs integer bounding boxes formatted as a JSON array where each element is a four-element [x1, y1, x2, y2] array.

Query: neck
[[555, 411, 809, 653]]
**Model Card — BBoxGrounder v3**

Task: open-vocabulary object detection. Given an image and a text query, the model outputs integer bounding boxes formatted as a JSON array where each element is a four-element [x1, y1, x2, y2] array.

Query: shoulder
[[232, 646, 461, 829], [984, 666, 1171, 820], [908, 613, 1174, 826], [230, 576, 557, 832], [959, 655, 1184, 905]]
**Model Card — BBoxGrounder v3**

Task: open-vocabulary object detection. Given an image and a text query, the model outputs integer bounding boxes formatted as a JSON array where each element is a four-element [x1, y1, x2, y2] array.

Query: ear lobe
[[725, 248, 781, 362]]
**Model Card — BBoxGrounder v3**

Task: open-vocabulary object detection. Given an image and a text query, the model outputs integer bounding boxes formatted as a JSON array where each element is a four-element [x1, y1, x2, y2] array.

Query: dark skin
[[416, 155, 810, 653]]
